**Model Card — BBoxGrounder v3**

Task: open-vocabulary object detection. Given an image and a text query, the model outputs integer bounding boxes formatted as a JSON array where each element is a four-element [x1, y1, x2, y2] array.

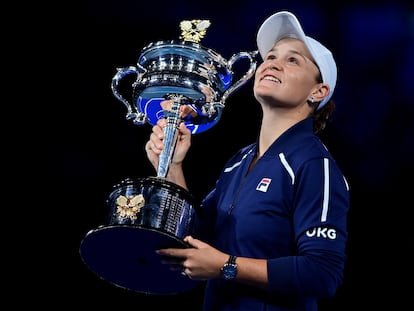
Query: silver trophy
[[80, 20, 258, 295]]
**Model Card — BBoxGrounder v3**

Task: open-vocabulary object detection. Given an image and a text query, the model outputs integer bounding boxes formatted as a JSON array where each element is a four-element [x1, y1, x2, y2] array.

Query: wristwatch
[[221, 255, 238, 280]]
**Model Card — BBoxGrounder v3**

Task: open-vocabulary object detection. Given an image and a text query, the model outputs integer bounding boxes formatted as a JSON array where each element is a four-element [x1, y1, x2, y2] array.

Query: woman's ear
[[312, 83, 330, 103]]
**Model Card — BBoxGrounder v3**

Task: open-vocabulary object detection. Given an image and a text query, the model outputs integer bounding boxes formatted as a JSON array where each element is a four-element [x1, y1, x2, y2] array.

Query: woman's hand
[[156, 236, 229, 281], [145, 117, 191, 171]]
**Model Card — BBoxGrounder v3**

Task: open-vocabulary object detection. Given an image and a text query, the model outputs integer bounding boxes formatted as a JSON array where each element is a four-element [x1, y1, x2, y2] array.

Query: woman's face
[[253, 37, 321, 109]]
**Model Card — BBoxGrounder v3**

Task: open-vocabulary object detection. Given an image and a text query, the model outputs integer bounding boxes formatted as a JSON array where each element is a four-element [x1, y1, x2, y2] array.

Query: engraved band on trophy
[[79, 20, 258, 295]]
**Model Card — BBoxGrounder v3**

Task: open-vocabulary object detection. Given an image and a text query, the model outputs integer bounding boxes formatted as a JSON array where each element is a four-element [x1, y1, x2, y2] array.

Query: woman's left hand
[[156, 236, 229, 280]]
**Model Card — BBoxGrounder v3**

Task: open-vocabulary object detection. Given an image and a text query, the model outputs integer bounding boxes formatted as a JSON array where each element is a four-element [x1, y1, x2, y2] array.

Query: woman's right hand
[[145, 118, 192, 173]]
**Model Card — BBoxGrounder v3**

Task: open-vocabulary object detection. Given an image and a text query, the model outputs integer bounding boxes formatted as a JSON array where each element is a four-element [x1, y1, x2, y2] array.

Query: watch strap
[[228, 255, 237, 265]]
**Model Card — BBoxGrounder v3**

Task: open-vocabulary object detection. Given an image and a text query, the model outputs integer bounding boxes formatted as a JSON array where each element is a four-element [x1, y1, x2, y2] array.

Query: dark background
[[24, 0, 414, 309]]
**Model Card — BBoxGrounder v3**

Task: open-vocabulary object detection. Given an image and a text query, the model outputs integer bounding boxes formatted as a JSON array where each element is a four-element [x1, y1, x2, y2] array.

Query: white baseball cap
[[256, 11, 337, 109]]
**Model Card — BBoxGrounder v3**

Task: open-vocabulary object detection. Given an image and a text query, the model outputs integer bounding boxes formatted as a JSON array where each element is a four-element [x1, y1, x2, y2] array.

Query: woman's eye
[[266, 54, 276, 60], [288, 57, 299, 64]]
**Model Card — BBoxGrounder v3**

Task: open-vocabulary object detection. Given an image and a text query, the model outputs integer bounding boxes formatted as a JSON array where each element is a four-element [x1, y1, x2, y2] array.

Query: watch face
[[222, 264, 237, 280]]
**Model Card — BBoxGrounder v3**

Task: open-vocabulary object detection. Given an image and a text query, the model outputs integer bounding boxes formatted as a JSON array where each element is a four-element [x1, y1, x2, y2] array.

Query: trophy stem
[[157, 99, 182, 178]]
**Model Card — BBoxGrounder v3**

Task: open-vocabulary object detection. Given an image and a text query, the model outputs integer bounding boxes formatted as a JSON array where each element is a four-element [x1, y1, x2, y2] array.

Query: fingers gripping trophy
[[79, 20, 258, 295]]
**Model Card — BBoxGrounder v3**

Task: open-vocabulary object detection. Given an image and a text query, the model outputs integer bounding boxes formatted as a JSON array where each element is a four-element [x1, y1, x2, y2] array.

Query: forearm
[[166, 162, 188, 190], [233, 257, 269, 290]]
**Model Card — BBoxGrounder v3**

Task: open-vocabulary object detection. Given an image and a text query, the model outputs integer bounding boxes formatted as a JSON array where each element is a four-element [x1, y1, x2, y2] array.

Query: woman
[[145, 11, 350, 311]]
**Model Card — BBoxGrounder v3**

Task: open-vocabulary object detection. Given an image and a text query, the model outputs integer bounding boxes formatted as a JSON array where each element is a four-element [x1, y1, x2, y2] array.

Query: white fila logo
[[256, 178, 272, 192]]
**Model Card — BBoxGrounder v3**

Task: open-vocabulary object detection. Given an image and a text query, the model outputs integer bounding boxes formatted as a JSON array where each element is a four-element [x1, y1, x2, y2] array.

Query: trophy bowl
[[111, 20, 258, 134]]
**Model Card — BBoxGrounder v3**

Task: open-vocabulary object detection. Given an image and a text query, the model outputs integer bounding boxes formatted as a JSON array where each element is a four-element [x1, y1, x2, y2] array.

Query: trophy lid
[[138, 19, 228, 70]]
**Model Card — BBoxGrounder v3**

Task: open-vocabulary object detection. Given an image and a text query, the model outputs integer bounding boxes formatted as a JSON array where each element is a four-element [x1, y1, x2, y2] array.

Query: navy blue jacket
[[196, 118, 350, 311]]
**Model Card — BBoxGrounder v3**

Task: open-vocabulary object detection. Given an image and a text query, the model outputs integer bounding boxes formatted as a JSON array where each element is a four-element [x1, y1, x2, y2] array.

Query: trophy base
[[79, 225, 201, 295]]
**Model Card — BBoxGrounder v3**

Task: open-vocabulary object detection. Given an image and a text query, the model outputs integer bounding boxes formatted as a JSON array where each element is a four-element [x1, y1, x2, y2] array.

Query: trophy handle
[[221, 50, 259, 104], [111, 65, 147, 124]]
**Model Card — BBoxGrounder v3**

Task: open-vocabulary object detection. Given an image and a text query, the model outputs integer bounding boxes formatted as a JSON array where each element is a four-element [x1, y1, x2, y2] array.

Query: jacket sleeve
[[267, 157, 350, 298]]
